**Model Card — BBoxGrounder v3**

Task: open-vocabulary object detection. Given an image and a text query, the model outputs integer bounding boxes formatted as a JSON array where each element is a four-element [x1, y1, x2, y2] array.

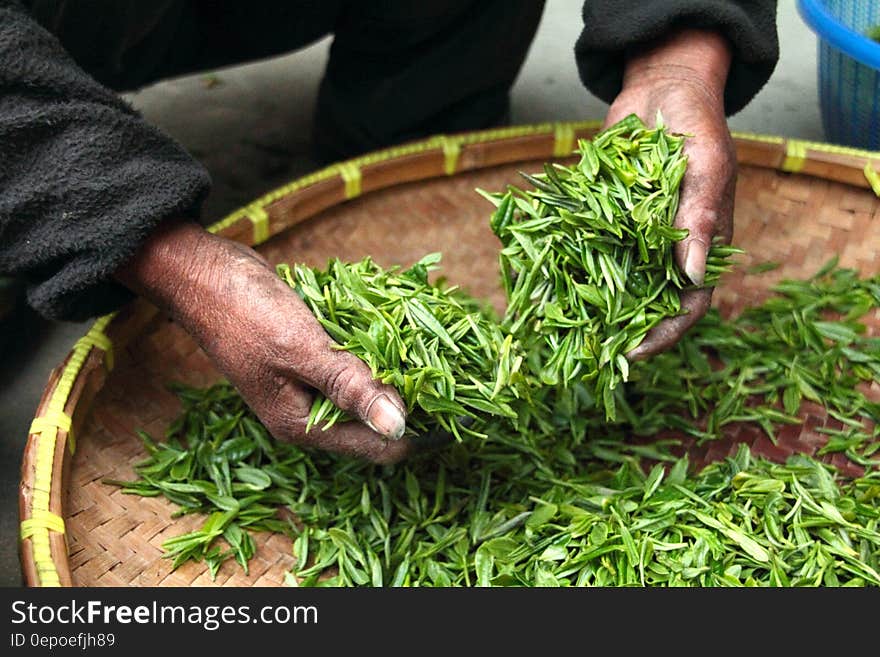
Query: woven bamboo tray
[[18, 121, 880, 587]]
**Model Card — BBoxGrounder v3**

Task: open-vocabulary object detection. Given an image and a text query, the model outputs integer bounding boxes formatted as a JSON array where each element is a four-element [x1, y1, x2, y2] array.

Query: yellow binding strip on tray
[[864, 162, 880, 197], [731, 131, 785, 145], [780, 138, 880, 173], [246, 203, 270, 245], [21, 510, 66, 539], [338, 162, 362, 199], [207, 208, 247, 235], [456, 120, 602, 146], [75, 323, 114, 371], [23, 312, 115, 586], [30, 408, 75, 455], [782, 140, 808, 173], [434, 136, 461, 175], [553, 123, 576, 157], [788, 139, 880, 158], [29, 408, 72, 436]]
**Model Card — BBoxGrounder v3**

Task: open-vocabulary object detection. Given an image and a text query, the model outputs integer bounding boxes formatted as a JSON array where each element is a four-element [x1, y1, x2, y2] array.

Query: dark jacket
[[0, 0, 779, 321]]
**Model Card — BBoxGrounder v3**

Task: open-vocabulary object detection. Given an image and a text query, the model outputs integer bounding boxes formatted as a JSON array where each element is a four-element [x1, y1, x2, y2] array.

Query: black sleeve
[[0, 1, 211, 322], [575, 0, 780, 116]]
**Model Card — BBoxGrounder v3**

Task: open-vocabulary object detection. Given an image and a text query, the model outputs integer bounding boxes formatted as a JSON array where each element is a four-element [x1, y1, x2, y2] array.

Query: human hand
[[603, 28, 736, 360], [115, 220, 410, 464]]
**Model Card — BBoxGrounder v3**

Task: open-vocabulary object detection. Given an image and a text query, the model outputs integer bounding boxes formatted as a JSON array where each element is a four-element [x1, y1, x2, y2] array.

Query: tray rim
[[18, 119, 880, 587]]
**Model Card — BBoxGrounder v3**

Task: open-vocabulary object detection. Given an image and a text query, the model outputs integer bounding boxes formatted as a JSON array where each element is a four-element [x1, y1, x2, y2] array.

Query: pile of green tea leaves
[[112, 375, 880, 586], [482, 113, 739, 420], [277, 255, 528, 440]]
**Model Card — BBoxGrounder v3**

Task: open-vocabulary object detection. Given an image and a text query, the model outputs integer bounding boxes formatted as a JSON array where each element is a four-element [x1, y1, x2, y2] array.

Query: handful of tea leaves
[[482, 114, 739, 420], [277, 254, 527, 440]]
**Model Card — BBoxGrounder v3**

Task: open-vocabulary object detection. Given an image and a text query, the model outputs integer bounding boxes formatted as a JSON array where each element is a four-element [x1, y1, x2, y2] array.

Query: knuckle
[[692, 213, 717, 239], [322, 362, 365, 407], [324, 364, 352, 400], [257, 379, 314, 443]]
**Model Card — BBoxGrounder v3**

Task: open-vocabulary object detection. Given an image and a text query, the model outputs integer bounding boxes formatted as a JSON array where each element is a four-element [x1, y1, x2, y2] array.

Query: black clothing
[[0, 1, 778, 321], [576, 0, 779, 115]]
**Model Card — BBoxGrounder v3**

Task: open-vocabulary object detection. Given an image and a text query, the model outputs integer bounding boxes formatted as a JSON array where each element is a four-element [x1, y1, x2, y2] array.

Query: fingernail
[[684, 241, 707, 286], [366, 394, 406, 440]]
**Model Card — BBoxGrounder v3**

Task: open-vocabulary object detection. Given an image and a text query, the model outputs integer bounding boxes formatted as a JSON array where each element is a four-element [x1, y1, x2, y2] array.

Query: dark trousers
[[27, 0, 546, 163]]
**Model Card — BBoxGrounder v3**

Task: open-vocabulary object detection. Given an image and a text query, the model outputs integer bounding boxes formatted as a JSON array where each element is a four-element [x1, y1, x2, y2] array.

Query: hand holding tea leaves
[[605, 28, 736, 359], [484, 114, 739, 420], [115, 219, 410, 464], [278, 255, 528, 441]]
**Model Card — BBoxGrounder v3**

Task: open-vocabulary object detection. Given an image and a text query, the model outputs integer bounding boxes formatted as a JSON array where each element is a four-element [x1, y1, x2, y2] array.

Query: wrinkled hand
[[116, 220, 411, 464], [604, 29, 736, 360]]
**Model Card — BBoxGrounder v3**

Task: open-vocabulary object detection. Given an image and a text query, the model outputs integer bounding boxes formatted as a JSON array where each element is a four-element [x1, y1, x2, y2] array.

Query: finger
[[201, 257, 408, 441], [264, 380, 412, 464], [243, 267, 409, 441], [602, 106, 634, 129], [295, 345, 408, 441], [300, 420, 414, 465], [226, 239, 274, 270], [625, 288, 712, 361], [600, 105, 627, 130], [673, 134, 736, 286]]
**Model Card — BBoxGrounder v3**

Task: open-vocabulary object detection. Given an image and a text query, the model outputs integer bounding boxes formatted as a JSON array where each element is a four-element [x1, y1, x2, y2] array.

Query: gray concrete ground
[[0, 1, 824, 586]]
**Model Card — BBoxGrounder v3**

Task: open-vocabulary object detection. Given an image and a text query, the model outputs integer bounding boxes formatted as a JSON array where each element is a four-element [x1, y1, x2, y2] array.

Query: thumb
[[673, 133, 736, 286], [298, 346, 408, 440]]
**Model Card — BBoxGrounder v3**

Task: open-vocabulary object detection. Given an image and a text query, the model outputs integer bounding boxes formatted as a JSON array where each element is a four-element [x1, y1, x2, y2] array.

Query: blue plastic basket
[[798, 0, 880, 149]]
